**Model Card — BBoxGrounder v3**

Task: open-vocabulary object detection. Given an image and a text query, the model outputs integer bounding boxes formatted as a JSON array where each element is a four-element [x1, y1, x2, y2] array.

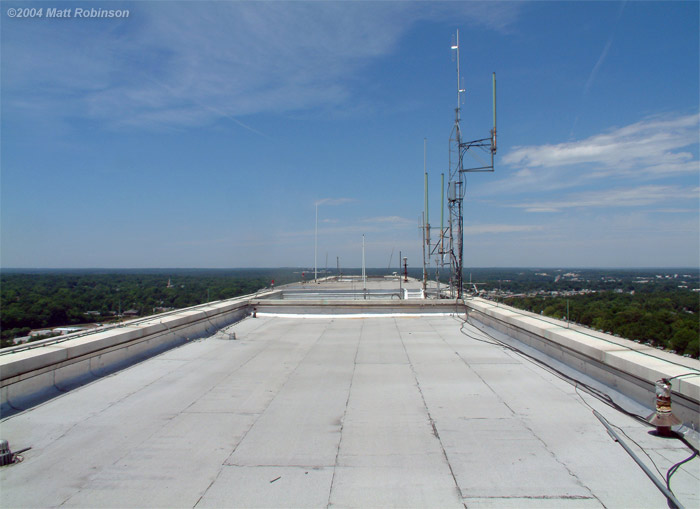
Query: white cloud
[[584, 37, 613, 96], [3, 2, 522, 131], [502, 113, 699, 181], [513, 185, 699, 213]]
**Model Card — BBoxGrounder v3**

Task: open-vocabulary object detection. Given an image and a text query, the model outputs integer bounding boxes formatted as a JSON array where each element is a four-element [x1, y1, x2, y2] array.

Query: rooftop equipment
[[648, 378, 682, 436], [445, 29, 498, 298]]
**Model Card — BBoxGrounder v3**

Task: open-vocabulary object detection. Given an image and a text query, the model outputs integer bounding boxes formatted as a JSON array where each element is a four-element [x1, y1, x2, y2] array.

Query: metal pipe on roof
[[593, 410, 684, 509]]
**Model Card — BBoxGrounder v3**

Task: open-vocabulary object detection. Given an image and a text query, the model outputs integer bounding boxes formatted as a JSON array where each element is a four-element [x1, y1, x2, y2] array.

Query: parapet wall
[[466, 298, 700, 429], [3, 291, 697, 430], [0, 294, 267, 416], [250, 299, 464, 315]]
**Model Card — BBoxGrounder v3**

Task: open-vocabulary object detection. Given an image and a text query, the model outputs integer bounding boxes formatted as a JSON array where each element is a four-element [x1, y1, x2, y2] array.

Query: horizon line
[[2, 266, 698, 271]]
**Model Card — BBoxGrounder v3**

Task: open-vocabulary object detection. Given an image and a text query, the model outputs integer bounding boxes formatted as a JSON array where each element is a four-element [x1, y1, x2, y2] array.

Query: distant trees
[[2, 269, 698, 359], [0, 270, 299, 346], [505, 291, 699, 358]]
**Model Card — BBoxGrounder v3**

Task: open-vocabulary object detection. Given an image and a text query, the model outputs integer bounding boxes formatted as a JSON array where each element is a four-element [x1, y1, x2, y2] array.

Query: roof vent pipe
[[648, 378, 682, 436], [0, 439, 31, 466], [0, 440, 12, 466]]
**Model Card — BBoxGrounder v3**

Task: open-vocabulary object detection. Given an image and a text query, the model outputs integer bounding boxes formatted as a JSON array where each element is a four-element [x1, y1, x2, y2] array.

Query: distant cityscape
[[1, 268, 698, 357], [478, 271, 700, 300]]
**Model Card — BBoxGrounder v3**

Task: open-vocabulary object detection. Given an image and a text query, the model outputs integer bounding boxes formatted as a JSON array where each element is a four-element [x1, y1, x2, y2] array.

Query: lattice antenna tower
[[447, 30, 497, 299]]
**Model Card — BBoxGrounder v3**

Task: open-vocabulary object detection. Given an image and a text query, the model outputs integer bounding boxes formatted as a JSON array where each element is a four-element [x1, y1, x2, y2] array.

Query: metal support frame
[[446, 30, 497, 299]]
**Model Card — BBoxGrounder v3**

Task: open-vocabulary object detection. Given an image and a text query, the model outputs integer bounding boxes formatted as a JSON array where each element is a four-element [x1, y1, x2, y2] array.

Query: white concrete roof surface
[[1, 309, 698, 508]]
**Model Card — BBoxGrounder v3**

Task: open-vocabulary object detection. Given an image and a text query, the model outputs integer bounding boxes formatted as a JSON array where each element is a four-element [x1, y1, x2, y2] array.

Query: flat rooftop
[[1, 279, 698, 508]]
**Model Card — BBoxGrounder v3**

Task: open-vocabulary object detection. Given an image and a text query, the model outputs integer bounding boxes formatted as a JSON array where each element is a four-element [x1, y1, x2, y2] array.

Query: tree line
[[0, 270, 302, 347], [503, 291, 698, 358], [1, 268, 697, 357]]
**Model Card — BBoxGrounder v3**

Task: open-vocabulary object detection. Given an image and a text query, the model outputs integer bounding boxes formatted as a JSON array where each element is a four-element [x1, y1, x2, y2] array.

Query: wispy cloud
[[512, 185, 699, 213], [3, 3, 522, 132], [499, 114, 699, 192], [583, 1, 627, 96], [584, 37, 613, 96]]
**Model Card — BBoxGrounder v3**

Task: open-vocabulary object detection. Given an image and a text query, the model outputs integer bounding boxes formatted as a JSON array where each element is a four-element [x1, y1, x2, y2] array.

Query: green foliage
[[2, 268, 698, 359], [0, 269, 302, 345], [0, 326, 31, 348], [505, 290, 699, 358]]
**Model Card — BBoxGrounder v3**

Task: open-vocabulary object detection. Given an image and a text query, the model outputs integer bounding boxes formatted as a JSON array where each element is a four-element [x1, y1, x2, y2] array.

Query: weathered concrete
[[1, 313, 697, 508], [466, 298, 700, 428], [3, 280, 697, 434], [0, 297, 255, 415]]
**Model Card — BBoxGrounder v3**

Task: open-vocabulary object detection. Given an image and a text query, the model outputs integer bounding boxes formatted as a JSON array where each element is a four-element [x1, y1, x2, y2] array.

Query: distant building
[[29, 330, 54, 337], [54, 327, 84, 335]]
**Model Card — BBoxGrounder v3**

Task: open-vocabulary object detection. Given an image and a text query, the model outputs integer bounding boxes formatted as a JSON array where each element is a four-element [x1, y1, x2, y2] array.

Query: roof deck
[[1, 278, 698, 508]]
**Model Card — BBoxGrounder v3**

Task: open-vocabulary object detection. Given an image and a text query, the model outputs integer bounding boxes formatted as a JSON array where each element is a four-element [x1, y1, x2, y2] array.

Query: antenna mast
[[447, 29, 497, 299], [362, 234, 366, 291], [422, 139, 429, 296]]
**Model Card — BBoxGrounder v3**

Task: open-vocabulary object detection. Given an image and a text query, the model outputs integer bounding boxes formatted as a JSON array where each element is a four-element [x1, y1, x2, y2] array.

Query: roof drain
[[0, 439, 31, 466]]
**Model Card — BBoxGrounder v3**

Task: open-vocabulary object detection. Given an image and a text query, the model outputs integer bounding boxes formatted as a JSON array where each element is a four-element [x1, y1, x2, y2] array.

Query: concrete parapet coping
[[0, 291, 266, 412], [466, 298, 700, 405], [2, 288, 697, 424], [0, 295, 465, 408], [250, 299, 465, 313], [257, 312, 457, 319]]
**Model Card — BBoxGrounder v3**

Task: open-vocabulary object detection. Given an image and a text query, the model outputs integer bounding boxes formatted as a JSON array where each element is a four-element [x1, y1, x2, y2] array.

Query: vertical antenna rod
[[448, 29, 465, 298], [314, 202, 318, 283], [423, 139, 429, 296], [492, 72, 497, 155], [452, 30, 463, 114], [424, 139, 429, 226], [362, 234, 366, 291], [440, 172, 445, 298], [398, 250, 402, 294], [446, 30, 496, 299], [421, 211, 427, 296], [440, 173, 444, 258]]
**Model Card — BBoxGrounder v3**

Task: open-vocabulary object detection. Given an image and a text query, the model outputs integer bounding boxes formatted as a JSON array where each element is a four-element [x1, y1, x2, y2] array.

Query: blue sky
[[1, 1, 698, 268]]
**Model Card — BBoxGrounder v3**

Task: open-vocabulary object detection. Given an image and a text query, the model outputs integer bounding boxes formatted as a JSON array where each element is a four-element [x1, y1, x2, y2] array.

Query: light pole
[[362, 234, 366, 293], [314, 202, 318, 282]]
